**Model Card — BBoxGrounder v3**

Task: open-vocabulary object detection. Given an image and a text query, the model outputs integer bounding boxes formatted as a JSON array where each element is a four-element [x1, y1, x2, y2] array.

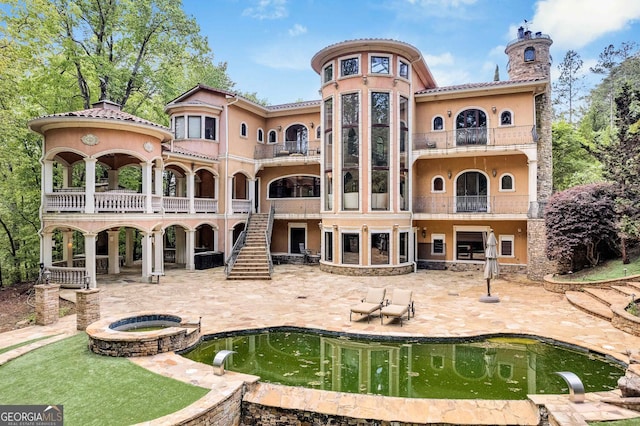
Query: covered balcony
[[413, 125, 537, 150], [413, 195, 529, 215]]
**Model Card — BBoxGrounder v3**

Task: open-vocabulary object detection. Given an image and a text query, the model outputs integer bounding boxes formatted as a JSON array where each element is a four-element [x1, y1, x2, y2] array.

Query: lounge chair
[[350, 288, 386, 323], [380, 289, 415, 326]]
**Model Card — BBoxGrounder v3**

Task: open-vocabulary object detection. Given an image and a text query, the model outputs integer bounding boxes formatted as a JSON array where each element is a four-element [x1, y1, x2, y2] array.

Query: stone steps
[[226, 213, 273, 280], [565, 291, 613, 321], [565, 283, 639, 323]]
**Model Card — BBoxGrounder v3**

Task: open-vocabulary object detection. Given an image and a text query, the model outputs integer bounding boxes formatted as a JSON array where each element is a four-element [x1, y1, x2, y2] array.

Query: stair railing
[[266, 203, 275, 274], [224, 211, 252, 277]]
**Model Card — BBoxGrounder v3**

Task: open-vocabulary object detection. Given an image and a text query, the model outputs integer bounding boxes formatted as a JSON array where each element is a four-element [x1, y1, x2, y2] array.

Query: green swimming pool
[[181, 328, 625, 400]]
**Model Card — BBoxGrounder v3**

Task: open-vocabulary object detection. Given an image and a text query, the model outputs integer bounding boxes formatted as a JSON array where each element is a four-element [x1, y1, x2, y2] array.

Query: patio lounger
[[380, 289, 414, 326], [350, 288, 386, 323]]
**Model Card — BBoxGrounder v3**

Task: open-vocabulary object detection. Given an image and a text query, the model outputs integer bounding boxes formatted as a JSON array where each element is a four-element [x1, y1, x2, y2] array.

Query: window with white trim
[[174, 116, 185, 139], [340, 57, 359, 77], [268, 130, 277, 144], [500, 110, 513, 126], [240, 122, 248, 138], [316, 126, 321, 140], [499, 235, 514, 257], [257, 128, 264, 143], [432, 234, 445, 255], [174, 115, 217, 140], [398, 60, 409, 79], [432, 176, 445, 193], [323, 63, 333, 83], [433, 116, 444, 131], [188, 116, 201, 139], [499, 174, 514, 192], [370, 55, 390, 74]]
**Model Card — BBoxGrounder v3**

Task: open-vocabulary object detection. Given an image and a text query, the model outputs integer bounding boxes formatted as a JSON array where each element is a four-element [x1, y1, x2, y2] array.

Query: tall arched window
[[268, 130, 277, 144], [456, 109, 487, 146], [285, 124, 308, 154], [268, 175, 320, 198], [456, 171, 487, 212]]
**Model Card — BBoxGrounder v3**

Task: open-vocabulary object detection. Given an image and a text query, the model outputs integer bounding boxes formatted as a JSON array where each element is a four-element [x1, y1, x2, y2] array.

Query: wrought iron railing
[[254, 140, 321, 159], [224, 211, 251, 277], [413, 125, 537, 150], [413, 195, 529, 214], [266, 203, 275, 274]]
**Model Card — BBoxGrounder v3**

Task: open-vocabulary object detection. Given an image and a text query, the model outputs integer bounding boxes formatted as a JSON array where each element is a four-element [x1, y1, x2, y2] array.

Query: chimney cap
[[91, 99, 121, 110]]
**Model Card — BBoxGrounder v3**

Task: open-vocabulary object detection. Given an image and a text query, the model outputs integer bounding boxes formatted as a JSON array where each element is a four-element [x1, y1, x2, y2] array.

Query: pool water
[[182, 329, 625, 400]]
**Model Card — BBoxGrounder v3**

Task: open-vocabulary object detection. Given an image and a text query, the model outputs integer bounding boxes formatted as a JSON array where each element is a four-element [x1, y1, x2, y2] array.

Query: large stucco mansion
[[29, 28, 553, 287]]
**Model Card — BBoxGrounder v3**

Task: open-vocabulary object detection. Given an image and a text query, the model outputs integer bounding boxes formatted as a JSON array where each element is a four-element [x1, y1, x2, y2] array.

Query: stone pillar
[[186, 229, 195, 271], [141, 232, 152, 280], [76, 288, 101, 330], [125, 228, 134, 267], [35, 284, 60, 326], [84, 158, 96, 213], [141, 162, 153, 213], [527, 219, 556, 280], [107, 230, 120, 274], [84, 233, 97, 288]]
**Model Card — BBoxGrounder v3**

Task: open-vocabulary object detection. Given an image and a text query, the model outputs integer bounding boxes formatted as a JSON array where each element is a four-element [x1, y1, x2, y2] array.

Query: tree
[[553, 50, 583, 124], [552, 121, 601, 191], [0, 0, 235, 284], [546, 183, 618, 273]]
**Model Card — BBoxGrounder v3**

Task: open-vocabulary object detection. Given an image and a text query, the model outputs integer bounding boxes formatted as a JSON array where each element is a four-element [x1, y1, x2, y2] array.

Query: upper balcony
[[413, 195, 530, 217], [413, 125, 537, 152], [255, 140, 321, 162]]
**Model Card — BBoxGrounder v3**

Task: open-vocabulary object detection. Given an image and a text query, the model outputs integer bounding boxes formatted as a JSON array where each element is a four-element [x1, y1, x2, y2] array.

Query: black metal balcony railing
[[255, 140, 321, 160], [413, 195, 529, 214], [413, 125, 537, 150]]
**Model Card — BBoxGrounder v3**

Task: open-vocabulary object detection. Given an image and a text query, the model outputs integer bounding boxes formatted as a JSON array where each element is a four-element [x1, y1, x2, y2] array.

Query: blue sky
[[182, 0, 640, 106]]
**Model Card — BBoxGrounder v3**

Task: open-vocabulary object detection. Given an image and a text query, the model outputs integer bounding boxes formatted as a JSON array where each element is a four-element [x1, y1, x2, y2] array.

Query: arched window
[[268, 130, 277, 144], [500, 111, 512, 126], [500, 174, 514, 191], [285, 124, 308, 154], [433, 116, 444, 131], [257, 128, 264, 142], [316, 126, 321, 139], [432, 176, 445, 192], [268, 175, 320, 198], [456, 109, 487, 145], [456, 171, 487, 212], [240, 122, 247, 137], [524, 47, 535, 62]]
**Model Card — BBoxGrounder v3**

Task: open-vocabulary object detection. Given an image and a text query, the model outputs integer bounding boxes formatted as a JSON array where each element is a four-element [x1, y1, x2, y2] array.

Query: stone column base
[[76, 289, 101, 331], [35, 284, 60, 326]]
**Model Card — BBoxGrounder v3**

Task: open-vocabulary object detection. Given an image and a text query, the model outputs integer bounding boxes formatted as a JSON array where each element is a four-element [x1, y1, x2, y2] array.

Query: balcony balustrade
[[232, 199, 251, 214], [255, 140, 321, 159], [413, 195, 529, 214], [413, 125, 537, 150], [270, 198, 321, 216]]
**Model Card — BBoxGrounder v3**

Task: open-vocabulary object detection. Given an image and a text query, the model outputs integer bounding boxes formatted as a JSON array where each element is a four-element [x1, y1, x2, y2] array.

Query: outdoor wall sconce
[[447, 110, 451, 117], [333, 81, 339, 89], [421, 227, 427, 238], [447, 170, 452, 179], [362, 225, 368, 232], [309, 122, 314, 128], [362, 76, 368, 85], [492, 168, 497, 177], [276, 125, 282, 131], [43, 269, 51, 285], [491, 106, 497, 113]]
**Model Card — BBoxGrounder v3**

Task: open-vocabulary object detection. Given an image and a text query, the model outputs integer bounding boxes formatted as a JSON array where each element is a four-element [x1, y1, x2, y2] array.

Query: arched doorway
[[456, 171, 487, 212], [456, 109, 487, 145]]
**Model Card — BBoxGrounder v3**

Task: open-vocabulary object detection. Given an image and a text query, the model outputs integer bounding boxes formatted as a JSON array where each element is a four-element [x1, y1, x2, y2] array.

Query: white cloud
[[423, 52, 455, 66], [387, 0, 478, 19], [533, 0, 640, 49], [288, 24, 307, 37], [251, 42, 312, 71], [242, 0, 288, 20]]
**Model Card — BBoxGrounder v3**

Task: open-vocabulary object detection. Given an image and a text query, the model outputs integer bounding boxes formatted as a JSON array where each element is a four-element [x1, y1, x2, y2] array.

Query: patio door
[[290, 227, 306, 253], [456, 172, 487, 212]]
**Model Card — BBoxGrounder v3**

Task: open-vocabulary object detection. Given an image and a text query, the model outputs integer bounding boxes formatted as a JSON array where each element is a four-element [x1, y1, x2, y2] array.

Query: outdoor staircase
[[565, 282, 640, 322], [226, 213, 272, 280]]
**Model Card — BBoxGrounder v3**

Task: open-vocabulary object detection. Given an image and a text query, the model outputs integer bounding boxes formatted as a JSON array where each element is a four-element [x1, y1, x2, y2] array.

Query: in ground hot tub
[[86, 312, 201, 357]]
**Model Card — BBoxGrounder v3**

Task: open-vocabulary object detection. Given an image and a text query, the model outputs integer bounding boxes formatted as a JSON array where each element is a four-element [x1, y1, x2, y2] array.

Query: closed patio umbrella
[[481, 230, 500, 303]]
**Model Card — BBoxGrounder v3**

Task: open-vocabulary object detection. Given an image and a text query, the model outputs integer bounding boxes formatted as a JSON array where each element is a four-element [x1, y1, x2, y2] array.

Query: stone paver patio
[[2, 264, 640, 425]]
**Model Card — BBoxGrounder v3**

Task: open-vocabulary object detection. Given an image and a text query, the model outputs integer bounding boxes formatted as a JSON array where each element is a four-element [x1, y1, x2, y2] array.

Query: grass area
[[0, 333, 209, 425], [0, 335, 54, 355], [589, 420, 640, 426], [553, 254, 640, 282]]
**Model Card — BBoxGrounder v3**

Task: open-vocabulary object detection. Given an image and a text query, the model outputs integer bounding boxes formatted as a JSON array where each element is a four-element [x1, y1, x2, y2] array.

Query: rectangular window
[[341, 57, 359, 77], [371, 92, 389, 211], [432, 234, 445, 255], [323, 63, 333, 83], [399, 96, 409, 211], [325, 231, 333, 261], [399, 232, 408, 263], [188, 116, 201, 139], [342, 93, 359, 210], [342, 233, 359, 264], [324, 98, 333, 210], [500, 235, 514, 257], [399, 60, 409, 79], [175, 116, 185, 139], [371, 56, 390, 74], [371, 233, 389, 265], [204, 117, 216, 140]]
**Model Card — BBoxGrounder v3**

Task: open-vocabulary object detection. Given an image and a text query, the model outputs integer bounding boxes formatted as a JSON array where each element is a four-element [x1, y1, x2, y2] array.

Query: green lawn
[[0, 333, 209, 425], [553, 254, 640, 282], [0, 335, 54, 355]]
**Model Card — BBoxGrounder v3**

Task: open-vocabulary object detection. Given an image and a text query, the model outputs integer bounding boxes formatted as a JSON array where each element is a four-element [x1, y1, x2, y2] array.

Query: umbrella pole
[[487, 278, 491, 297]]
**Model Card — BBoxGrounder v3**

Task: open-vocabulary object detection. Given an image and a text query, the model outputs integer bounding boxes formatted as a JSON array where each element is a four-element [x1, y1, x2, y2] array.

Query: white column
[[41, 232, 53, 267], [141, 232, 152, 280], [84, 233, 97, 288], [62, 165, 71, 189], [153, 229, 164, 274], [107, 169, 118, 190], [154, 166, 163, 196], [186, 229, 195, 271], [141, 162, 153, 213], [227, 176, 233, 214], [125, 228, 134, 267], [175, 228, 186, 264], [84, 158, 97, 213], [187, 171, 195, 214], [176, 177, 185, 197], [43, 160, 54, 193], [249, 178, 256, 213], [107, 230, 120, 274], [63, 231, 74, 267]]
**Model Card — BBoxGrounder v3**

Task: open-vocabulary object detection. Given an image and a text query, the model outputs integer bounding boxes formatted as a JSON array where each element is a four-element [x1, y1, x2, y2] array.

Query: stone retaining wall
[[543, 275, 640, 294], [319, 263, 414, 276], [612, 306, 640, 337], [76, 288, 100, 331]]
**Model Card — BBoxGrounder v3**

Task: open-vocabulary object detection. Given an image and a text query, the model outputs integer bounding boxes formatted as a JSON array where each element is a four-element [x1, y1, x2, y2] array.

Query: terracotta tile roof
[[267, 100, 321, 111], [162, 144, 218, 161], [415, 78, 545, 95], [40, 108, 168, 130]]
